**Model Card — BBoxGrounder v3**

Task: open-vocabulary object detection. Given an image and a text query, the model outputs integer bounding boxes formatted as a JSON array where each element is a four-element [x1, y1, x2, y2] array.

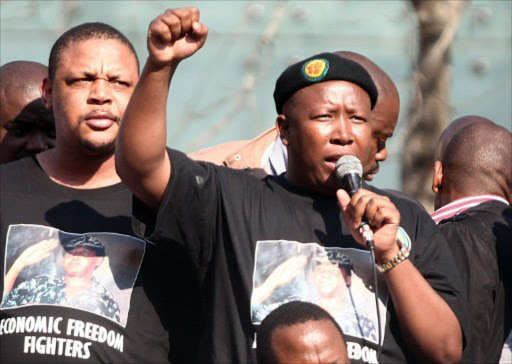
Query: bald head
[[0, 61, 48, 103], [335, 51, 400, 181], [0, 61, 55, 164], [439, 117, 512, 204], [436, 115, 494, 161]]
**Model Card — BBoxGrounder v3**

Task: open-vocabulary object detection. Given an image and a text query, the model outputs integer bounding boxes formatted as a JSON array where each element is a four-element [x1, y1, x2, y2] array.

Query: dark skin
[[271, 319, 349, 364], [39, 38, 139, 189], [433, 116, 512, 207], [116, 7, 463, 363], [0, 61, 55, 164], [278, 80, 373, 196], [334, 51, 400, 182]]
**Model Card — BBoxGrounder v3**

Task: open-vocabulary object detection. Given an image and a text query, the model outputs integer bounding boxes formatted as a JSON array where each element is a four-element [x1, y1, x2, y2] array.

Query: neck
[[284, 171, 338, 197], [37, 146, 121, 189]]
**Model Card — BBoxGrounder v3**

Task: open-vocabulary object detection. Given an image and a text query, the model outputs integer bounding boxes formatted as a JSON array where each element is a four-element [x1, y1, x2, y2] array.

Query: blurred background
[[1, 0, 510, 210]]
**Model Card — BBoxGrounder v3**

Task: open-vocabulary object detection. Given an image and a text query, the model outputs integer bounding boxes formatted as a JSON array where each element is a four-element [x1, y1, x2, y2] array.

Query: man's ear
[[41, 78, 53, 110], [276, 114, 289, 146], [432, 161, 443, 193]]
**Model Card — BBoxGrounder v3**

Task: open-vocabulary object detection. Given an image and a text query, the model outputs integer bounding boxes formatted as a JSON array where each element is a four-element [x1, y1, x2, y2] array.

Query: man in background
[[257, 301, 350, 364], [0, 61, 55, 164], [432, 115, 512, 363], [188, 51, 400, 183]]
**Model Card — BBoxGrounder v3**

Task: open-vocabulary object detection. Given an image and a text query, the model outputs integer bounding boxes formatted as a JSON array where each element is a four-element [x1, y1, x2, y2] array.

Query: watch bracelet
[[376, 229, 411, 273]]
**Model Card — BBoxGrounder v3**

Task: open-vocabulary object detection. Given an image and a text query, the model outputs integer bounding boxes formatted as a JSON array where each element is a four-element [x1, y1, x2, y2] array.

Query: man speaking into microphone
[[116, 7, 468, 364]]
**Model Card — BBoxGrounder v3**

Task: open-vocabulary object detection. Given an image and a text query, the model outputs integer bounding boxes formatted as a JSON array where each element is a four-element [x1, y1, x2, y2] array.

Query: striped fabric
[[431, 195, 510, 224]]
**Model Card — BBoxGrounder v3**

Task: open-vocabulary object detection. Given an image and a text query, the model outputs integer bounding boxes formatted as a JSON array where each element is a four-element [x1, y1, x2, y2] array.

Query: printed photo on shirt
[[1, 224, 145, 327], [251, 240, 389, 344]]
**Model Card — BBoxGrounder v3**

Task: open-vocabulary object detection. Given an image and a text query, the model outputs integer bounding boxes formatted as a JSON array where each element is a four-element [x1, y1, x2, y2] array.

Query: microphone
[[335, 155, 374, 248], [336, 155, 382, 361]]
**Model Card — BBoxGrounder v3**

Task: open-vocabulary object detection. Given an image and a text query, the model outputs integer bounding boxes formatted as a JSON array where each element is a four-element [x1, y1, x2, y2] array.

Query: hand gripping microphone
[[335, 155, 374, 248]]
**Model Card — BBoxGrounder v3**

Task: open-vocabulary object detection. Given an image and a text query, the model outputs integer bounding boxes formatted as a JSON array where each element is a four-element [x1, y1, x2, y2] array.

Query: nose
[[330, 116, 354, 146], [88, 79, 112, 105]]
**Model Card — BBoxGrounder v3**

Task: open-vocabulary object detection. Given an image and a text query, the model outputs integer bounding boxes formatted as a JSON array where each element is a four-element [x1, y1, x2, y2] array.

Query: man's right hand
[[15, 239, 59, 269], [147, 7, 209, 69]]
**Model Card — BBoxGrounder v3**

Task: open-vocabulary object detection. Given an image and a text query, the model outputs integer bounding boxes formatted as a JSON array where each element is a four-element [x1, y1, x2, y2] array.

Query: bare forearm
[[116, 60, 176, 210], [117, 8, 208, 211], [385, 260, 462, 363]]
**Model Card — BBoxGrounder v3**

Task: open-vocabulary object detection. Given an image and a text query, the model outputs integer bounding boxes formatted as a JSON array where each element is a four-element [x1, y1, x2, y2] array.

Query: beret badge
[[302, 58, 329, 82]]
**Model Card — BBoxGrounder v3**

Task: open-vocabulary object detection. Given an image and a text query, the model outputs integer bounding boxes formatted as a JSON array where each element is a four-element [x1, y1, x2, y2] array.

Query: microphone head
[[335, 155, 363, 180]]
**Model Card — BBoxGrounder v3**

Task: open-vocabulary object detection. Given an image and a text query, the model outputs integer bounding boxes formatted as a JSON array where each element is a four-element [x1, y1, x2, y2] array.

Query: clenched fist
[[147, 7, 208, 68]]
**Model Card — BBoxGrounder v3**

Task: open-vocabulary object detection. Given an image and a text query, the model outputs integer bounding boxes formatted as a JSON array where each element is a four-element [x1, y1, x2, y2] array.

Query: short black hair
[[257, 301, 345, 364], [48, 22, 139, 79]]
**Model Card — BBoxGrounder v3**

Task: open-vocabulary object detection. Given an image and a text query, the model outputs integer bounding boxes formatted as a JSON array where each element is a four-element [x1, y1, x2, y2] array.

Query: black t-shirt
[[439, 201, 512, 364], [0, 156, 199, 363], [134, 150, 468, 364]]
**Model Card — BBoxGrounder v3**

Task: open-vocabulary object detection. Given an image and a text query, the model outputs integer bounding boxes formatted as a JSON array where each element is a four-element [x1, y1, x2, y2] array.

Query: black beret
[[273, 52, 378, 114], [62, 235, 105, 256]]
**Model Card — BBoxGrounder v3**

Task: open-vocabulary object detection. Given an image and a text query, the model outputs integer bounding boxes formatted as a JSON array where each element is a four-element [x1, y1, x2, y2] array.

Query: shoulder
[[188, 140, 250, 165], [439, 201, 511, 242], [0, 156, 37, 176], [187, 127, 279, 170], [0, 156, 43, 193]]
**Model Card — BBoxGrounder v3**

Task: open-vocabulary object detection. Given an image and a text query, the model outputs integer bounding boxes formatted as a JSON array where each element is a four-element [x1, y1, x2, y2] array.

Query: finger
[[371, 205, 400, 228], [336, 189, 350, 210], [337, 189, 356, 228], [172, 8, 195, 34], [192, 22, 209, 37], [159, 9, 183, 40], [352, 193, 372, 229], [188, 7, 201, 23], [191, 22, 209, 49], [148, 18, 173, 44], [364, 196, 388, 226]]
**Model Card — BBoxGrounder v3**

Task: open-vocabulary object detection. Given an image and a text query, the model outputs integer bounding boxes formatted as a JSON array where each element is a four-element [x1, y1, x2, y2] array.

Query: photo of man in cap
[[2, 233, 120, 323], [251, 241, 380, 343]]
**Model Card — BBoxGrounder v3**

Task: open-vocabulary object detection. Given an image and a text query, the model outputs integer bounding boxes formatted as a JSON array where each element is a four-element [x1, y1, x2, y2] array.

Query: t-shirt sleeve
[[132, 149, 221, 269]]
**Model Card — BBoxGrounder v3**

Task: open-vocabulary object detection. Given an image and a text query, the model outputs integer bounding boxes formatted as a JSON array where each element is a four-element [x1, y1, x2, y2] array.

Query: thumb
[[336, 189, 350, 211], [192, 22, 208, 43]]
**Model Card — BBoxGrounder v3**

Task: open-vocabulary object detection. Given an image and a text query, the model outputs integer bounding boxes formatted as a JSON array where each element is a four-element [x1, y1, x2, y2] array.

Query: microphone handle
[[340, 173, 374, 249], [359, 222, 375, 251]]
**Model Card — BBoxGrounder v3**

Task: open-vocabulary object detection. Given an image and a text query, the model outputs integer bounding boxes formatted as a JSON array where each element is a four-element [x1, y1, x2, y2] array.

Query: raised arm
[[116, 7, 208, 211], [337, 189, 463, 364]]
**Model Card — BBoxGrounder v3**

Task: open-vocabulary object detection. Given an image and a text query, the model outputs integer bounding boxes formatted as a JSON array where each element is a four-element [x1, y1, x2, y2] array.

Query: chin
[[79, 139, 116, 156]]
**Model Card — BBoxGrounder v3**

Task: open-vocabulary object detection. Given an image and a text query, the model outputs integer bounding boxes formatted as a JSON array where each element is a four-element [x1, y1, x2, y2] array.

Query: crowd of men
[[0, 6, 510, 364]]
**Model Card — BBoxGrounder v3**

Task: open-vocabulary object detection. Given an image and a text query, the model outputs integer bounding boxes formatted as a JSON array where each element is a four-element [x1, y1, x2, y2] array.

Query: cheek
[[52, 93, 76, 123], [369, 139, 378, 155]]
